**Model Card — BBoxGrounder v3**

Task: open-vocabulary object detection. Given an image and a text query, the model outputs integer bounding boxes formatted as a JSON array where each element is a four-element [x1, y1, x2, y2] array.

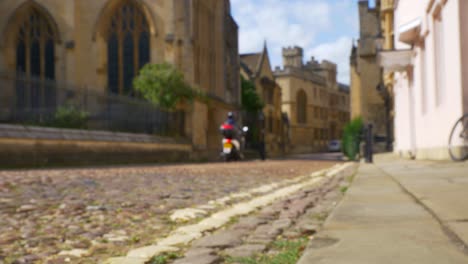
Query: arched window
[[15, 6, 56, 109], [297, 90, 307, 124], [107, 1, 150, 95]]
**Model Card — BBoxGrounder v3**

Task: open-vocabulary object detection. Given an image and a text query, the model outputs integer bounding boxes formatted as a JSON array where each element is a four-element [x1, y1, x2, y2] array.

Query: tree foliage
[[241, 76, 264, 112], [342, 117, 363, 160], [133, 63, 196, 110]]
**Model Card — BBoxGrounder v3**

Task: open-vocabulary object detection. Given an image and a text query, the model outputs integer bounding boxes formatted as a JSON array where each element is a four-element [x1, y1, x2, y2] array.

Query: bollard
[[365, 124, 373, 163]]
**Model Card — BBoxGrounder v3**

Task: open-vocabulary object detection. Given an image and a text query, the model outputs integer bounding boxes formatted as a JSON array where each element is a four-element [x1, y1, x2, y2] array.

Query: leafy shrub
[[241, 76, 264, 112], [133, 63, 197, 110], [342, 117, 363, 160], [51, 105, 89, 129]]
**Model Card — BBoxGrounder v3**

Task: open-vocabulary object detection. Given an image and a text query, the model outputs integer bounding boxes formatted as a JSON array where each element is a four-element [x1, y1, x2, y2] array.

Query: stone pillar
[[63, 0, 75, 86], [163, 0, 176, 64], [192, 100, 208, 150]]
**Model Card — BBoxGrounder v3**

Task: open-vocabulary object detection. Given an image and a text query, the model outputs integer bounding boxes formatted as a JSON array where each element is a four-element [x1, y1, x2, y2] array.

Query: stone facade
[[350, 1, 386, 140], [240, 44, 285, 156], [275, 46, 350, 154], [0, 0, 240, 154]]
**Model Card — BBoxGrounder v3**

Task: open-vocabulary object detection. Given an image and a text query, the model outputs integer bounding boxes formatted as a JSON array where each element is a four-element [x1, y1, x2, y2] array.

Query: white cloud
[[232, 0, 330, 54], [308, 37, 353, 85], [231, 0, 357, 85]]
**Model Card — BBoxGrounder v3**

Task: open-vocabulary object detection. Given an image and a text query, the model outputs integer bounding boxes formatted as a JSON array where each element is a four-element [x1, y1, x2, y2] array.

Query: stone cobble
[[193, 231, 243, 249], [164, 168, 353, 264], [0, 160, 336, 263]]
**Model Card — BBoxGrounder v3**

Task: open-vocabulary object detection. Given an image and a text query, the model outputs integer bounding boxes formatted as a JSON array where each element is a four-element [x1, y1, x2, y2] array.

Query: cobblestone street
[[0, 159, 338, 263], [165, 162, 356, 264]]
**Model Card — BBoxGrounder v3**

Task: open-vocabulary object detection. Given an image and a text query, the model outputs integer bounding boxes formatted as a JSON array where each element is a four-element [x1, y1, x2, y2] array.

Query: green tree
[[241, 76, 264, 112], [133, 63, 196, 110], [342, 117, 363, 160]]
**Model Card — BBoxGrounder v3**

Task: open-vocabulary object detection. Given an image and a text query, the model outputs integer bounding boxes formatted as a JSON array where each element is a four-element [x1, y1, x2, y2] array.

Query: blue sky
[[231, 0, 368, 84]]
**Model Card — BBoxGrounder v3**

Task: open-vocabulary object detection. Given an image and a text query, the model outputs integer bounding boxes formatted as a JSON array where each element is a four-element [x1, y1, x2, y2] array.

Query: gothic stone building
[[0, 0, 240, 153], [350, 0, 387, 143], [240, 44, 285, 156], [274, 46, 350, 154]]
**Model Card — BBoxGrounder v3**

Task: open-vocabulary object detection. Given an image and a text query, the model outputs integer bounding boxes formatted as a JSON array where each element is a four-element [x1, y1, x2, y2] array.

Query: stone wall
[[0, 0, 240, 155], [0, 125, 192, 168]]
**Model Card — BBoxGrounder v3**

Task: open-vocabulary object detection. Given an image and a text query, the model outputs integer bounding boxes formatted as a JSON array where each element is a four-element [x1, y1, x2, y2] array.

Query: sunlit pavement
[[298, 154, 468, 264]]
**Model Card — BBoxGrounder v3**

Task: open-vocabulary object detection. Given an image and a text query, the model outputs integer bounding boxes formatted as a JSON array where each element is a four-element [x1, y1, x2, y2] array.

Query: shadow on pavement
[[283, 152, 346, 162]]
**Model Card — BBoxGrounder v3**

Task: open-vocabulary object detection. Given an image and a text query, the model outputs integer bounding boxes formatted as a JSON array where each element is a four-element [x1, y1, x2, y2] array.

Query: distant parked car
[[328, 140, 341, 152]]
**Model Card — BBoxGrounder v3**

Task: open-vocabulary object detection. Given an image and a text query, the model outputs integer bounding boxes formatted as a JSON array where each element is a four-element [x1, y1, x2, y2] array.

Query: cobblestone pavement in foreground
[[0, 159, 337, 263], [167, 164, 355, 264]]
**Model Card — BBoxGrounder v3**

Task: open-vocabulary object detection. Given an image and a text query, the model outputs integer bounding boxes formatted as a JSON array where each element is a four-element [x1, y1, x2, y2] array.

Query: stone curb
[[104, 162, 354, 264]]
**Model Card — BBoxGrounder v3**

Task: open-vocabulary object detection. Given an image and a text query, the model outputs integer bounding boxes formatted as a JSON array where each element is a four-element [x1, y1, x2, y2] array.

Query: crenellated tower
[[282, 46, 303, 68]]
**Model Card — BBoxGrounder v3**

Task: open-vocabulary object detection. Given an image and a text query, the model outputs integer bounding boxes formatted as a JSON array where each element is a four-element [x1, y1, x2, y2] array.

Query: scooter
[[219, 124, 248, 162]]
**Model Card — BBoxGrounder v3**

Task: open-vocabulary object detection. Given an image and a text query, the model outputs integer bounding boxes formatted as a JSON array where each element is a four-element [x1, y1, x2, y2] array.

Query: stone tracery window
[[107, 1, 150, 95], [15, 7, 56, 109]]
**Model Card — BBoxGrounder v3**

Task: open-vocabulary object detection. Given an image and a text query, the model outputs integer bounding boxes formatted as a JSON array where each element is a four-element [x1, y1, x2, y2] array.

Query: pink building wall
[[460, 0, 468, 114], [393, 0, 465, 159]]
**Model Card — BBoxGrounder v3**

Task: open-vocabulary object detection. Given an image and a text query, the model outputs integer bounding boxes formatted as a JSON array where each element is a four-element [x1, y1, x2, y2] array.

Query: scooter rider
[[225, 112, 242, 138], [226, 112, 236, 125], [221, 112, 244, 158]]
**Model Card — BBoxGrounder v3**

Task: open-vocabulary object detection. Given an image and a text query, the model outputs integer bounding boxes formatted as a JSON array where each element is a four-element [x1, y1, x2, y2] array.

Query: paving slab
[[127, 245, 178, 259], [232, 217, 267, 230], [298, 163, 468, 264], [224, 244, 267, 258], [105, 257, 146, 264], [377, 160, 468, 222], [172, 254, 221, 264], [192, 230, 243, 249], [375, 156, 468, 247], [184, 248, 216, 257], [448, 222, 468, 246]]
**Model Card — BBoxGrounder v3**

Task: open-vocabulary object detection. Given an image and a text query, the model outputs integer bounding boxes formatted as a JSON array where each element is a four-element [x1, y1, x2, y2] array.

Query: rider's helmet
[[226, 112, 236, 126]]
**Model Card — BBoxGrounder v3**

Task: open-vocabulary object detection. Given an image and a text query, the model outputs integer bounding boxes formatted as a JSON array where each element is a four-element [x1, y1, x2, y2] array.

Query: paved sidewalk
[[298, 155, 468, 264]]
